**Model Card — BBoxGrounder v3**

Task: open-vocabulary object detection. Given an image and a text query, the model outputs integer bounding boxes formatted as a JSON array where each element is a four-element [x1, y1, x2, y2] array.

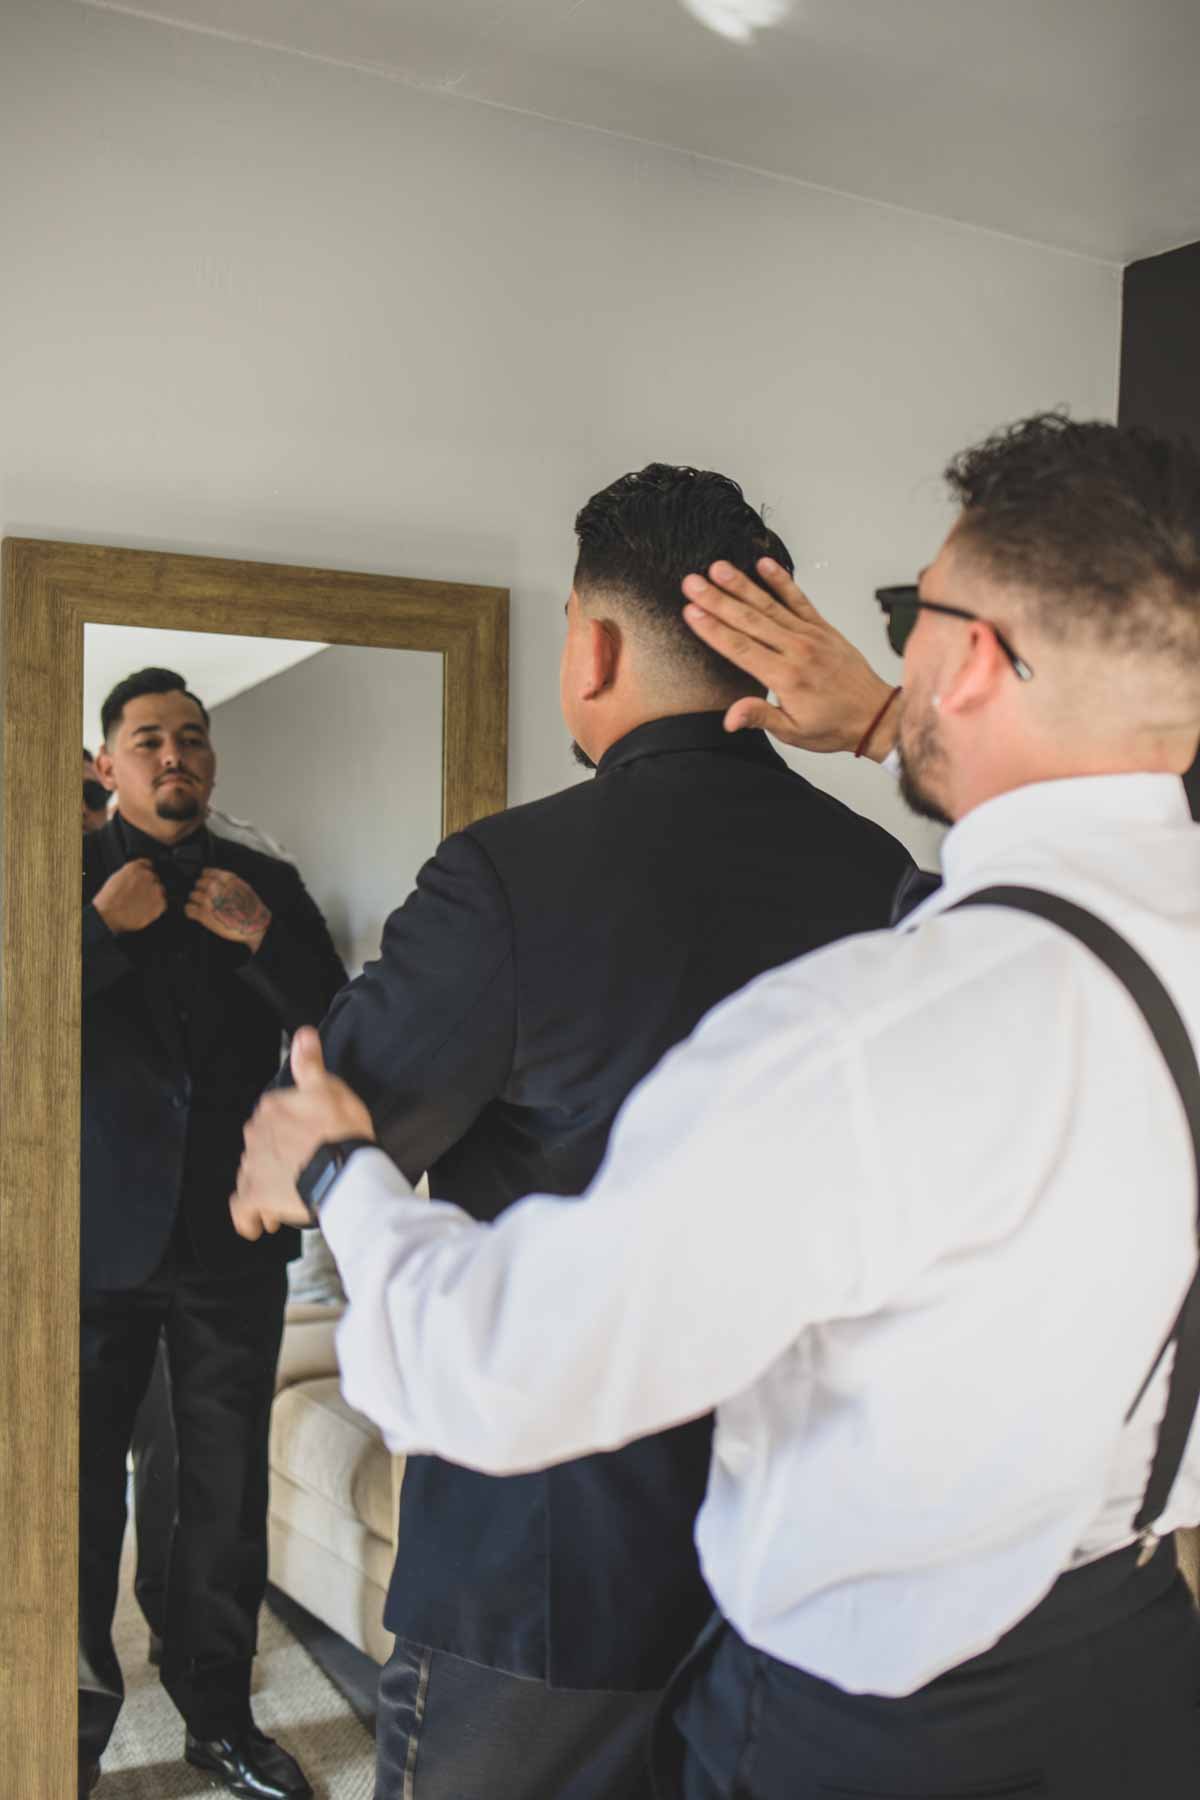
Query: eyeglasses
[[874, 585, 1034, 682]]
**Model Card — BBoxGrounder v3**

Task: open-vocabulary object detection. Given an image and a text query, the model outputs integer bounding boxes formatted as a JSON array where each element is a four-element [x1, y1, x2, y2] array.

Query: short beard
[[571, 740, 596, 771], [896, 712, 953, 828], [154, 790, 203, 823]]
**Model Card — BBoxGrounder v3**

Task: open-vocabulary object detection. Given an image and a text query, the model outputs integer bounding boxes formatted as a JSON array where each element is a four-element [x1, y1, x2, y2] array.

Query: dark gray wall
[[1119, 239, 1200, 818], [211, 645, 443, 974]]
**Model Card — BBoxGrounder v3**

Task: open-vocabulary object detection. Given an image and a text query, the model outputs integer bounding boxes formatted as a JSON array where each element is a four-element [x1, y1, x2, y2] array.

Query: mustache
[[154, 771, 198, 787]]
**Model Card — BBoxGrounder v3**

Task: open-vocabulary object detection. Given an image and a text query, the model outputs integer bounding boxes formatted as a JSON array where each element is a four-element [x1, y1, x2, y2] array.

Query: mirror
[[83, 626, 444, 976], [0, 538, 508, 1797]]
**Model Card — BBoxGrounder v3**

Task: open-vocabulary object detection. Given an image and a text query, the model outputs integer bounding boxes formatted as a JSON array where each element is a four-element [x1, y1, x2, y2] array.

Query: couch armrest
[[275, 1304, 346, 1395]]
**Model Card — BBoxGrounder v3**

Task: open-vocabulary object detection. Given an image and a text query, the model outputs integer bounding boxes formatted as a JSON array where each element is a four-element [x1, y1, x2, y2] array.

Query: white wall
[[82, 624, 326, 749], [1, 0, 1122, 864], [210, 645, 443, 976]]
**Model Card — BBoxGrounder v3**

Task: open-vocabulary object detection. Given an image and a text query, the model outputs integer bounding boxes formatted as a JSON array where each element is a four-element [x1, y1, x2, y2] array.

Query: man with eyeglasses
[[233, 413, 1200, 1798]]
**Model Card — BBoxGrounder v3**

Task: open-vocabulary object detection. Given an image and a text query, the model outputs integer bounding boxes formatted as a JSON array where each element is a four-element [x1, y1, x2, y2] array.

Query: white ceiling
[[80, 0, 1200, 262], [83, 624, 326, 747]]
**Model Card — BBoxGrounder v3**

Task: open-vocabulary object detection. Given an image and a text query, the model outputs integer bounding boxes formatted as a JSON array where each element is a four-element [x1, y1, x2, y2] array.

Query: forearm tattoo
[[212, 881, 271, 941]]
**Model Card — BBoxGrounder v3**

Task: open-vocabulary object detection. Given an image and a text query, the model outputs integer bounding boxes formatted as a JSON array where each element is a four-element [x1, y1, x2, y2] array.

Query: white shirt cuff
[[318, 1145, 417, 1258]]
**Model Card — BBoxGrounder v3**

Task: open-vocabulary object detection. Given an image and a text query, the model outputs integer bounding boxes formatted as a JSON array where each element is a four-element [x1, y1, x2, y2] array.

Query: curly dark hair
[[101, 667, 210, 742], [574, 463, 793, 693], [945, 411, 1200, 658]]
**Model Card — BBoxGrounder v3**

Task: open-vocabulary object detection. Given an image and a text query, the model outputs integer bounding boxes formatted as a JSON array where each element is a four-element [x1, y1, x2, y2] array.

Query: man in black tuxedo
[[256, 466, 914, 1800], [79, 668, 346, 1799]]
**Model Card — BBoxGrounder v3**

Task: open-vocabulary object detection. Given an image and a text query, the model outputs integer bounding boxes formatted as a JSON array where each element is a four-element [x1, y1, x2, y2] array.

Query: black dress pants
[[375, 1637, 660, 1800], [130, 1337, 176, 1639], [79, 1250, 287, 1762], [653, 1540, 1200, 1799]]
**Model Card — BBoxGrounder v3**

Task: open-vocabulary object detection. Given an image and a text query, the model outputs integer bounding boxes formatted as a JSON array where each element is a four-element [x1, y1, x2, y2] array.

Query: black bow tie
[[152, 833, 206, 903], [891, 866, 943, 925], [158, 836, 206, 872]]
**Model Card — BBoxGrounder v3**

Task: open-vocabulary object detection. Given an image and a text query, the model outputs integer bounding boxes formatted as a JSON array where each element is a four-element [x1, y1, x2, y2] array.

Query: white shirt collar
[[939, 772, 1193, 891]]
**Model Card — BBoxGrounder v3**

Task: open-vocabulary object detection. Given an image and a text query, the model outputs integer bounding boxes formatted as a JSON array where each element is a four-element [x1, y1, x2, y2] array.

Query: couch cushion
[[287, 1229, 347, 1306], [270, 1376, 395, 1542], [270, 1468, 398, 1591], [275, 1307, 344, 1395]]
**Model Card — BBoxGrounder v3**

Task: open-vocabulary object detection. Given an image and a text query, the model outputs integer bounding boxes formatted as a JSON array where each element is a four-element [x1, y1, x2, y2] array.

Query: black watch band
[[296, 1137, 377, 1224]]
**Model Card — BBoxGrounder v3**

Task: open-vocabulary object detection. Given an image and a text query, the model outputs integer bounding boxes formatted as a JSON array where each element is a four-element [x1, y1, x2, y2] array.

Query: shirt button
[[171, 1095, 187, 1111]]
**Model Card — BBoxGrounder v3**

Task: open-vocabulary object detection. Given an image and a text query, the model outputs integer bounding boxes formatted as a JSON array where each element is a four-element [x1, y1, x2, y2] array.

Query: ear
[[937, 621, 1010, 719], [94, 744, 117, 793], [580, 617, 621, 701]]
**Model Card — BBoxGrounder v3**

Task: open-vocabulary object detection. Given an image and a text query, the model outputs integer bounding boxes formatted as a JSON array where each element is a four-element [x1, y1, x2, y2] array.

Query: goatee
[[155, 791, 203, 822]]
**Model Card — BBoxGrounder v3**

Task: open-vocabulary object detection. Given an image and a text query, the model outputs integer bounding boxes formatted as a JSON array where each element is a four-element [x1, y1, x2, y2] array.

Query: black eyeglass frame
[[874, 585, 1034, 682]]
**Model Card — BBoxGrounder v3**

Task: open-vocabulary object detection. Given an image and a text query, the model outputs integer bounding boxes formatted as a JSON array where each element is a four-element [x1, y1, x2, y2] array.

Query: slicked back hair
[[573, 463, 794, 693], [946, 411, 1200, 662], [101, 667, 211, 744]]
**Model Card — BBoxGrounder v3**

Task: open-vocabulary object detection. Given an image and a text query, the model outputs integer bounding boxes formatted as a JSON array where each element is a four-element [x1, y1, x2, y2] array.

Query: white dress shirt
[[320, 772, 1200, 1696]]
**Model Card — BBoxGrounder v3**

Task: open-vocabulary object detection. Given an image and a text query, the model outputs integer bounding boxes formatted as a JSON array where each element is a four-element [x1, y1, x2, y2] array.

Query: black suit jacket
[[316, 712, 914, 1690], [82, 819, 347, 1291]]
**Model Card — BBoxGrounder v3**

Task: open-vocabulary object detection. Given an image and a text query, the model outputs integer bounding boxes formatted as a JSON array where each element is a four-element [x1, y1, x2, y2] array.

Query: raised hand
[[92, 859, 167, 934], [682, 557, 899, 759], [231, 1028, 375, 1239], [186, 868, 272, 952]]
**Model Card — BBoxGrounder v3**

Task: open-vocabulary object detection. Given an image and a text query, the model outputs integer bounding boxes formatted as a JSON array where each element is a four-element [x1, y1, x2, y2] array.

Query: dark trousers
[[653, 1540, 1200, 1800], [375, 1637, 660, 1800], [79, 1251, 287, 1761], [130, 1337, 176, 1639]]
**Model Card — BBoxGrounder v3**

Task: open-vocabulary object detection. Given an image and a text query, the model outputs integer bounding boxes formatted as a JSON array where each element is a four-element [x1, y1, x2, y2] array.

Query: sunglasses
[[874, 585, 1034, 682]]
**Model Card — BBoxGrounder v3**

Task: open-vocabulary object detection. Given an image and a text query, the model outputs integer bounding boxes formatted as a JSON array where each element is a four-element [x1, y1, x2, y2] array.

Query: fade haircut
[[946, 412, 1200, 662], [573, 463, 794, 693], [101, 667, 211, 743]]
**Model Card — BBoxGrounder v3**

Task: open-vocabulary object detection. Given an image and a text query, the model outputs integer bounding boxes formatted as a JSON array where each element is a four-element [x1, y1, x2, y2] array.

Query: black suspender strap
[[951, 885, 1200, 1556]]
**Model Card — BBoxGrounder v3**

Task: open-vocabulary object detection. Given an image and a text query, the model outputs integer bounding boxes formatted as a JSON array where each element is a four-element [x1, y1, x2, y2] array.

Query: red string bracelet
[[854, 685, 901, 758]]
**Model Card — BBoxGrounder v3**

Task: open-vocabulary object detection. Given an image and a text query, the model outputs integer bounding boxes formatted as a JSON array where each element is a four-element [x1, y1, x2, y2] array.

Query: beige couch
[[268, 1299, 404, 1665]]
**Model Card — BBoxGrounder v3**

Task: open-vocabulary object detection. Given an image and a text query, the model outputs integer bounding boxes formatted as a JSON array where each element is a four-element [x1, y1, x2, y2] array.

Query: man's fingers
[[291, 1026, 328, 1091], [751, 557, 826, 624], [683, 605, 782, 688], [230, 1194, 265, 1240], [243, 1107, 268, 1150], [681, 585, 804, 663], [684, 559, 824, 630], [723, 695, 788, 736]]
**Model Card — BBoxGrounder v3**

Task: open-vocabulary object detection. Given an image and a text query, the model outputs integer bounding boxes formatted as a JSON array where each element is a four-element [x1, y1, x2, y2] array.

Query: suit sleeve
[[300, 830, 517, 1188], [237, 862, 349, 1032], [82, 901, 135, 998]]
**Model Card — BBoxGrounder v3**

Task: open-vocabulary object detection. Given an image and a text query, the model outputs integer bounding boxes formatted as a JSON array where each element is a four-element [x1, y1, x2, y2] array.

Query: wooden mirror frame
[[0, 537, 508, 1793]]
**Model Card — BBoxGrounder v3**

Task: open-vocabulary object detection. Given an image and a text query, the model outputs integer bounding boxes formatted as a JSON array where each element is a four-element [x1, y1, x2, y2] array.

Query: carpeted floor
[[99, 1541, 377, 1799]]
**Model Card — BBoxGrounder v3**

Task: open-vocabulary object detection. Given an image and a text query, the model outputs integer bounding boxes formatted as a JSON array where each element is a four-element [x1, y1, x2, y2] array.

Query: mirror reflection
[[80, 625, 442, 1797]]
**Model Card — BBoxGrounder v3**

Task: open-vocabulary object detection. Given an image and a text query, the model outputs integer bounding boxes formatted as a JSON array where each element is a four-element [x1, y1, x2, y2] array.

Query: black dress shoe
[[147, 1628, 164, 1666], [185, 1725, 313, 1799]]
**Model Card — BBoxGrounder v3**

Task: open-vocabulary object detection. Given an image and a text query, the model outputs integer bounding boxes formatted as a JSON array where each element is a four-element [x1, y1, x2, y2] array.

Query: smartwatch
[[296, 1137, 377, 1224]]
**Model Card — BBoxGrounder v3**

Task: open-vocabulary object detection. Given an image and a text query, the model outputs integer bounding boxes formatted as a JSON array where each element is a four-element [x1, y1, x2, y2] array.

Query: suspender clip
[[1136, 1527, 1161, 1568]]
